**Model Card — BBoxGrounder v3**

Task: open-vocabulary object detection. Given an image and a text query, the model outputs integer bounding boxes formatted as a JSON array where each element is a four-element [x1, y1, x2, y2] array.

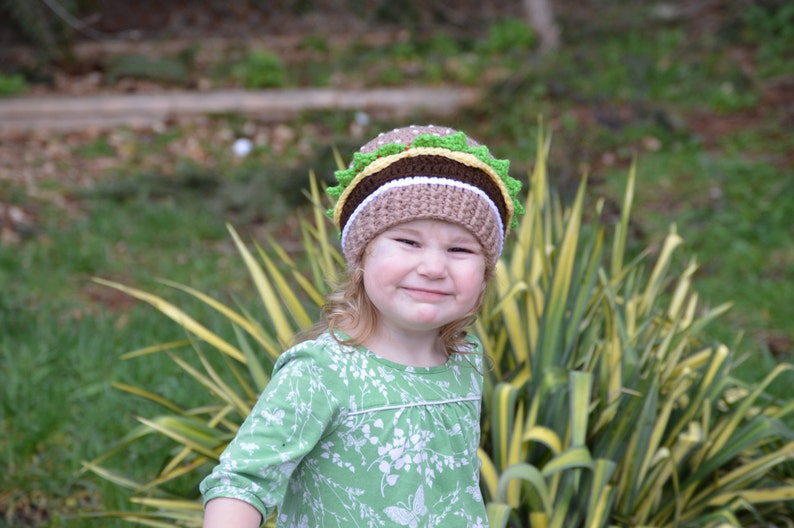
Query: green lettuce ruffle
[[327, 131, 524, 228]]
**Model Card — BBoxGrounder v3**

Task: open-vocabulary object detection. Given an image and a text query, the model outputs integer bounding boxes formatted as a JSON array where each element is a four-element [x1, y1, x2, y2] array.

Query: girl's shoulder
[[464, 332, 483, 349], [274, 330, 358, 372], [455, 333, 484, 367]]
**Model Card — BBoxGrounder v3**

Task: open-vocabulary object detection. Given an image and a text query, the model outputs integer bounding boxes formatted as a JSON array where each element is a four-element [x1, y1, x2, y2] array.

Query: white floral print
[[200, 331, 486, 527]]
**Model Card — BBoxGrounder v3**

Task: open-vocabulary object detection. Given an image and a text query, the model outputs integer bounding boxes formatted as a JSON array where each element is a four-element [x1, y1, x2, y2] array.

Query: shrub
[[476, 135, 794, 526], [477, 19, 537, 54], [2, 0, 75, 62], [84, 132, 794, 526], [233, 50, 288, 89], [106, 54, 190, 84], [0, 73, 29, 96]]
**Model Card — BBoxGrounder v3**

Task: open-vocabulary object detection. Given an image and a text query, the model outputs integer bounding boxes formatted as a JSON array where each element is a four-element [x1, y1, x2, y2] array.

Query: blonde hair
[[294, 267, 486, 358]]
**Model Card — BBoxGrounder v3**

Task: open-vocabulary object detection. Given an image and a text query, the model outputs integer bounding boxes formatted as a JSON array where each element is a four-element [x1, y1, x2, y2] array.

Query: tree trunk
[[522, 0, 560, 55]]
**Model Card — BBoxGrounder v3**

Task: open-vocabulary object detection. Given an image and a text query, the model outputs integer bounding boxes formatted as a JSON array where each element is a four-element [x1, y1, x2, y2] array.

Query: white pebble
[[233, 137, 253, 157]]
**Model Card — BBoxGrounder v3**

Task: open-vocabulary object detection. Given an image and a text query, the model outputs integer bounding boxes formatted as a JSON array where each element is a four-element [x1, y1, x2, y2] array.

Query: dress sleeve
[[199, 340, 344, 522]]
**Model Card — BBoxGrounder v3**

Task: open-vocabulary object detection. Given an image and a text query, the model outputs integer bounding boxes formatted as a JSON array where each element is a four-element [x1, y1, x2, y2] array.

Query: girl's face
[[362, 219, 486, 337]]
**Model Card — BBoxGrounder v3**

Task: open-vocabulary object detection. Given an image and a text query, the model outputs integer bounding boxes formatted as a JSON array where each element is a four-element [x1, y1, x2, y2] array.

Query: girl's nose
[[417, 250, 448, 278]]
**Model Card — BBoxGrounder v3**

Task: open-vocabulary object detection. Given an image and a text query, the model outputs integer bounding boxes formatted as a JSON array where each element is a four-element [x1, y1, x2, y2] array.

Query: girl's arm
[[200, 344, 344, 523], [203, 497, 262, 528]]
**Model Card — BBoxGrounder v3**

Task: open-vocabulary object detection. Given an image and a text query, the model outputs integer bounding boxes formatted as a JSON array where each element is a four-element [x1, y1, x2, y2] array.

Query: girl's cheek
[[462, 267, 487, 289]]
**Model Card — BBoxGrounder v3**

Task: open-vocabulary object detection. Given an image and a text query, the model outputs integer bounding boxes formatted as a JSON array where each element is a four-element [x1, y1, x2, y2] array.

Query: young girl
[[200, 124, 523, 527]]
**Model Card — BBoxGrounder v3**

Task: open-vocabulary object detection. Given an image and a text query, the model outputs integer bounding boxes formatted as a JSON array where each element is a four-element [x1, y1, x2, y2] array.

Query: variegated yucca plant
[[84, 132, 794, 527], [475, 135, 794, 527]]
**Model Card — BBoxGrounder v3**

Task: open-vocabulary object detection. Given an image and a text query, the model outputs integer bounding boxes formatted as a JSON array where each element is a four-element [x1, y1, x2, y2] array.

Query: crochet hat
[[327, 124, 524, 274]]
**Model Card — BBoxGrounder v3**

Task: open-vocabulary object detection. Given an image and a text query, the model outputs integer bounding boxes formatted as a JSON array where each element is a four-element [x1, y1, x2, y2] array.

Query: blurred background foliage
[[0, 0, 792, 526]]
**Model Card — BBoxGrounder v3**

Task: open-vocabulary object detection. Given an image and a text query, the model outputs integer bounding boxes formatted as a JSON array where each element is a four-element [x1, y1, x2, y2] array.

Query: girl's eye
[[394, 238, 419, 247], [449, 246, 477, 254]]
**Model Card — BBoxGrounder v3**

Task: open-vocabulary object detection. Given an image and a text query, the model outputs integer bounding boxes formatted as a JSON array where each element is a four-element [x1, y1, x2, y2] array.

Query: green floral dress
[[200, 331, 488, 528]]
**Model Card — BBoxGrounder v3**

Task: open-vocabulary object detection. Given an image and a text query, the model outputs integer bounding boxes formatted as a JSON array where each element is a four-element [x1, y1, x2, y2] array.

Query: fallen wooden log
[[0, 87, 480, 133]]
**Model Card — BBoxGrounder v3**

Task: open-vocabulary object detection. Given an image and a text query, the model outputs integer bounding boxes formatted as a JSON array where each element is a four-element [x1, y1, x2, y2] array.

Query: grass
[[0, 165, 273, 525], [1, 3, 792, 525]]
